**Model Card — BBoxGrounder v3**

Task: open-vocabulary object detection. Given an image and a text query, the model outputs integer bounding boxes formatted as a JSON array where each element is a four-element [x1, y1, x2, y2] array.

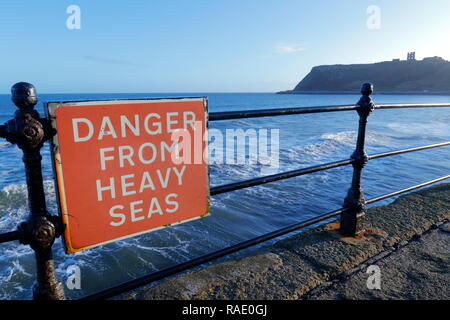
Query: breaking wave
[[283, 130, 393, 165]]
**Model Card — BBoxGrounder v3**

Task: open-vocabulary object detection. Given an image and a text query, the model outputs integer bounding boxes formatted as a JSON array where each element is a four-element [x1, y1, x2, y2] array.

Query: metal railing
[[0, 82, 449, 300]]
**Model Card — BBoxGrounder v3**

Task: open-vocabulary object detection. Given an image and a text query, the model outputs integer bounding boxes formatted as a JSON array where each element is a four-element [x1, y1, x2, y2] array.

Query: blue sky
[[1, 0, 450, 93]]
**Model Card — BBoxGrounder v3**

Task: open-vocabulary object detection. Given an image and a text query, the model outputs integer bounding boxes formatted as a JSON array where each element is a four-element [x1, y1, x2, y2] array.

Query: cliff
[[279, 57, 450, 94]]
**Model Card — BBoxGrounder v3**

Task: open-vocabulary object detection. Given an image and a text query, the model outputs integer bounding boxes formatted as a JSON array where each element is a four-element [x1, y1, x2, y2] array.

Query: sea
[[0, 92, 449, 299]]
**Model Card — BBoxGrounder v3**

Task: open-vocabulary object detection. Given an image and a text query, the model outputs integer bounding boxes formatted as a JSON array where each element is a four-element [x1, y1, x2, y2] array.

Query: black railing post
[[340, 83, 375, 237], [1, 82, 65, 300]]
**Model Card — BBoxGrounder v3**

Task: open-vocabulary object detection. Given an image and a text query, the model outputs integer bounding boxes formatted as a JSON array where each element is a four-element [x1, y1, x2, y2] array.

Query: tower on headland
[[407, 52, 416, 61]]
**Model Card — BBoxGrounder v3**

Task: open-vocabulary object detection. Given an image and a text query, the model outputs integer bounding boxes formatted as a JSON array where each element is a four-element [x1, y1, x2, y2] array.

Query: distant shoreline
[[277, 90, 450, 96]]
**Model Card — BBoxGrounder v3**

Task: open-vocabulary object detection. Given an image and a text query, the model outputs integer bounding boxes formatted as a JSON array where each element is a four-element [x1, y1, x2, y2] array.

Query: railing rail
[[81, 172, 450, 300], [210, 142, 450, 196], [365, 174, 450, 205], [0, 82, 450, 300], [0, 231, 20, 244], [82, 207, 348, 300], [368, 141, 450, 160], [209, 104, 358, 120], [209, 103, 450, 121], [211, 158, 354, 195]]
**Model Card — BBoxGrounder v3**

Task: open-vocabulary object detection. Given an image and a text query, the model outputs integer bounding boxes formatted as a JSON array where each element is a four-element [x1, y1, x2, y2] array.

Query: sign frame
[[46, 97, 210, 254]]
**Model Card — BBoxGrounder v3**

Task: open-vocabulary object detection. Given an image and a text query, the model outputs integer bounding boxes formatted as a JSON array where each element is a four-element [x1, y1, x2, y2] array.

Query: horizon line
[[0, 91, 279, 95]]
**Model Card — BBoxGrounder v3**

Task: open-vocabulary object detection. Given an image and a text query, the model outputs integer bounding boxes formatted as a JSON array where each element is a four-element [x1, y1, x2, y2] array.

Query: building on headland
[[278, 53, 450, 94], [391, 53, 446, 63], [407, 52, 416, 61], [423, 56, 446, 62]]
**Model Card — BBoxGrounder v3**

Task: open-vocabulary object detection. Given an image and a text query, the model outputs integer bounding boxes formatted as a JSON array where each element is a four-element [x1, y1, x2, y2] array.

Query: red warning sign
[[47, 98, 209, 253]]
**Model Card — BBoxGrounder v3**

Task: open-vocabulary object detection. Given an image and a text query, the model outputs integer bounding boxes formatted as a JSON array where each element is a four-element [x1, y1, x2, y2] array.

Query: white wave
[[210, 163, 261, 185], [284, 130, 393, 163], [11, 259, 32, 278], [0, 244, 34, 300], [226, 120, 253, 127], [387, 122, 449, 137], [321, 131, 357, 146], [0, 180, 57, 231]]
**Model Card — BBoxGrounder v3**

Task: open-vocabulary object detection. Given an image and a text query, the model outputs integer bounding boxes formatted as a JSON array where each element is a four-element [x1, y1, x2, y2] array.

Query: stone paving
[[122, 183, 450, 300]]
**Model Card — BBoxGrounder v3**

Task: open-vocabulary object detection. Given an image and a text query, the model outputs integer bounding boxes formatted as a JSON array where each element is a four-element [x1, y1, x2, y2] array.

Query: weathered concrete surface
[[123, 183, 450, 300], [306, 221, 450, 300]]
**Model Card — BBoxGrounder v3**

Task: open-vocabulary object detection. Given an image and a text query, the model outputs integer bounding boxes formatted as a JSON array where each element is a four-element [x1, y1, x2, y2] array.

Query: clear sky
[[1, 0, 450, 93]]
